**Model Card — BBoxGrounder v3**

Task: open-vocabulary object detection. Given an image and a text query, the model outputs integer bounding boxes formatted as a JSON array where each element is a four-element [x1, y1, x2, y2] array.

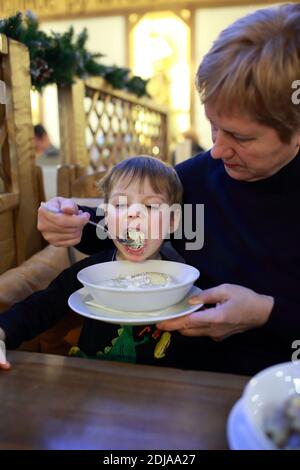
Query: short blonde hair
[[196, 3, 300, 143], [99, 155, 183, 205]]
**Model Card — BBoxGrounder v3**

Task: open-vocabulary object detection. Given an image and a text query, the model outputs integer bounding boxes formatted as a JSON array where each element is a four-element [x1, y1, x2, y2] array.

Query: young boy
[[0, 156, 183, 369]]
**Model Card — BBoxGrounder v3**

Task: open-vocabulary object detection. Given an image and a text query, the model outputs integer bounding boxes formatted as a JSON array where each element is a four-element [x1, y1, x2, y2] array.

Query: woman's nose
[[211, 130, 235, 160]]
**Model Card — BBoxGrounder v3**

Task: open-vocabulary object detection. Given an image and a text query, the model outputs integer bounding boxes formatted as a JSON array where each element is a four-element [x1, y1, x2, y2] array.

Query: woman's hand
[[157, 283, 274, 341], [37, 197, 91, 247]]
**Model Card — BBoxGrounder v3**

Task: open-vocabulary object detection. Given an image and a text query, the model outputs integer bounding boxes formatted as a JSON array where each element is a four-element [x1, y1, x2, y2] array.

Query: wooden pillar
[[57, 80, 89, 168], [2, 38, 43, 264]]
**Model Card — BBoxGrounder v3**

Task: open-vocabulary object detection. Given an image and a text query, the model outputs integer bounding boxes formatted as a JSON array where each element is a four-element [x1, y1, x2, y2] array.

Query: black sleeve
[[264, 296, 300, 346], [75, 206, 114, 255], [0, 254, 103, 349]]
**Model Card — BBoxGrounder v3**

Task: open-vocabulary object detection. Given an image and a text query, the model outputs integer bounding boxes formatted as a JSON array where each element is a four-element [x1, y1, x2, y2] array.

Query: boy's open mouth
[[124, 244, 146, 255], [118, 228, 145, 250]]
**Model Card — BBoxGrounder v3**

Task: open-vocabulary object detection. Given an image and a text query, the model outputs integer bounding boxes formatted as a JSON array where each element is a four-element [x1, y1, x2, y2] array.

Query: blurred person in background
[[34, 124, 61, 199], [34, 124, 60, 167]]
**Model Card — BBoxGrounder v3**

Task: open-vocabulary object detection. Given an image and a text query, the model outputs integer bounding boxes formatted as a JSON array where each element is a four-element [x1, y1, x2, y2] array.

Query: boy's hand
[[0, 339, 10, 370], [37, 197, 90, 247]]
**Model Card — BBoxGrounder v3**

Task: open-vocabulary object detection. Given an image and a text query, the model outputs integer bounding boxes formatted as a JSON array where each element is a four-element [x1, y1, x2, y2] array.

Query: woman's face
[[105, 176, 178, 262], [205, 101, 300, 182]]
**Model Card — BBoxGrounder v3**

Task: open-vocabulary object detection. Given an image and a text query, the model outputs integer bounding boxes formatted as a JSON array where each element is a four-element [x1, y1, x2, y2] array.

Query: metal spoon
[[41, 204, 128, 244]]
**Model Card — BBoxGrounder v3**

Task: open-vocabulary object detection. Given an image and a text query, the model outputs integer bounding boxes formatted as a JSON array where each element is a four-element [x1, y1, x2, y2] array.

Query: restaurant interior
[[0, 0, 299, 453]]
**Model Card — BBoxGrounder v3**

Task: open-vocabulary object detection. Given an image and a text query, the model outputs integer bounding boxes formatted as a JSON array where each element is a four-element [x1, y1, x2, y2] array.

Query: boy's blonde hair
[[196, 3, 300, 143], [99, 155, 183, 204]]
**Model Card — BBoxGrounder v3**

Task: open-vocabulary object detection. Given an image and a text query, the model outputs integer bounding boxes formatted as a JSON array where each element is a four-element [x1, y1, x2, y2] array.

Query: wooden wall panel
[[2, 39, 43, 264], [0, 36, 44, 274], [0, 211, 16, 274]]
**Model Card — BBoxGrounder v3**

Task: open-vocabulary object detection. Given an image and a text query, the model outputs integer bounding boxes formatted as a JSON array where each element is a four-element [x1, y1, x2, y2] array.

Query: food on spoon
[[126, 229, 145, 249]]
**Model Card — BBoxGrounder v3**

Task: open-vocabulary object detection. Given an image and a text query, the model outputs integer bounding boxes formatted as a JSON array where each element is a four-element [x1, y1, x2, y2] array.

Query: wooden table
[[0, 351, 248, 450]]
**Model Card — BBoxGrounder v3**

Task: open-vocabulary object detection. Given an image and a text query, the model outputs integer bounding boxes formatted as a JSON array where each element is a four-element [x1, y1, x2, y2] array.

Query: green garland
[[0, 12, 149, 97]]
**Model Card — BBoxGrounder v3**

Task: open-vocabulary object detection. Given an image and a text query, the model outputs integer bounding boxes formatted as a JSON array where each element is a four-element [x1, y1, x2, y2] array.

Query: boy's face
[[105, 176, 178, 262]]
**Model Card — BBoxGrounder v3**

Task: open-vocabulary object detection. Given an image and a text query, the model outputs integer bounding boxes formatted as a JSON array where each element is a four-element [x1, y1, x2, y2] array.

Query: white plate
[[68, 285, 203, 325], [227, 399, 266, 450]]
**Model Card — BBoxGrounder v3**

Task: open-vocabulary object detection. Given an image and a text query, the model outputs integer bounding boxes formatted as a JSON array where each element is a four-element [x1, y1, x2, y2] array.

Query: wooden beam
[[0, 0, 288, 21], [0, 211, 17, 274], [0, 35, 8, 55], [0, 192, 19, 213], [2, 38, 44, 264], [57, 80, 89, 167], [85, 77, 168, 114]]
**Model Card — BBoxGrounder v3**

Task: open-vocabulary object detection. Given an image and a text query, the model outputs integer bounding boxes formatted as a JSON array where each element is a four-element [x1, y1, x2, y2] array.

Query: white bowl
[[241, 361, 300, 449], [77, 259, 200, 312]]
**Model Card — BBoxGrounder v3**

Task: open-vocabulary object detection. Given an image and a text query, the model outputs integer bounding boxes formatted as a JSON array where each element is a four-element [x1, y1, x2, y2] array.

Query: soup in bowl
[[77, 259, 200, 312]]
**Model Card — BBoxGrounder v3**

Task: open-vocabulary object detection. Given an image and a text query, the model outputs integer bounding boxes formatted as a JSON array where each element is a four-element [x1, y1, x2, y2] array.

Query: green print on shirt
[[97, 325, 148, 363], [69, 325, 149, 363]]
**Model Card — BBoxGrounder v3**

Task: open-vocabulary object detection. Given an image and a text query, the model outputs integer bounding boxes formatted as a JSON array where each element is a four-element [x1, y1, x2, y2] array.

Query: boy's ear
[[168, 207, 181, 234]]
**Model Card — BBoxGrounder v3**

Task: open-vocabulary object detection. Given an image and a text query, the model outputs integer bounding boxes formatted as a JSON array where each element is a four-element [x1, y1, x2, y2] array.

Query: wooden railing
[[57, 77, 169, 171], [0, 34, 43, 274]]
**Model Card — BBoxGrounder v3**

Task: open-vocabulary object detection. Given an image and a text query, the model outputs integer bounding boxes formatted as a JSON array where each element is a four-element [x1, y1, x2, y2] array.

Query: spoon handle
[[41, 204, 100, 228], [40, 204, 127, 242]]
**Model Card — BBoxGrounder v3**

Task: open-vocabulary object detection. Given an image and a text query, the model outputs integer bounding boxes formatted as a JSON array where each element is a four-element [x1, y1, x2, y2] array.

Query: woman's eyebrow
[[205, 110, 256, 136], [231, 132, 255, 139], [212, 122, 255, 139], [211, 123, 258, 140]]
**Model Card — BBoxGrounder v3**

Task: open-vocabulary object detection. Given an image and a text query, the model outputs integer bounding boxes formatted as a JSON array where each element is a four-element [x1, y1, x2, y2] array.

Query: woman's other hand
[[157, 284, 274, 341]]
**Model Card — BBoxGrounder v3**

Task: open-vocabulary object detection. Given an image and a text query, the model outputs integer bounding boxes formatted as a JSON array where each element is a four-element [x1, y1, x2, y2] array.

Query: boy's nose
[[127, 203, 143, 218]]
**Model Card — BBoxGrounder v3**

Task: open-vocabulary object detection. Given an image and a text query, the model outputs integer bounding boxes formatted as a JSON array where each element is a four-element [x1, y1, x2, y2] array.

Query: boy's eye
[[114, 203, 128, 209], [145, 204, 160, 210]]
